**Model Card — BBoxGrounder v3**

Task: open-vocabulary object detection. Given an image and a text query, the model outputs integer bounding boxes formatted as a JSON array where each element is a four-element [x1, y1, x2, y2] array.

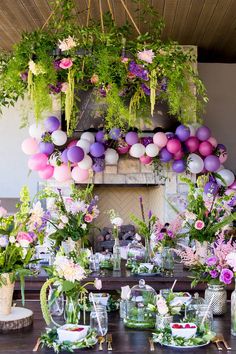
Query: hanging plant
[[0, 0, 207, 135]]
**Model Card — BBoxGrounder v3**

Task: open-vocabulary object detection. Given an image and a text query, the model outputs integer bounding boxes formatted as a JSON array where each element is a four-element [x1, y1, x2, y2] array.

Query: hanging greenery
[[0, 0, 208, 135]]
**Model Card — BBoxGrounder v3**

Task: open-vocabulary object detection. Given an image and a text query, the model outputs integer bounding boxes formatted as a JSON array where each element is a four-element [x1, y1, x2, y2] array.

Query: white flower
[[60, 215, 69, 224], [28, 201, 44, 229], [81, 224, 87, 230], [121, 285, 131, 300], [134, 233, 142, 242], [15, 242, 20, 248], [9, 236, 16, 244], [58, 36, 77, 51], [94, 278, 102, 290], [111, 217, 123, 227], [156, 295, 169, 315], [137, 49, 155, 63], [28, 60, 45, 75], [22, 248, 27, 258], [54, 254, 86, 282]]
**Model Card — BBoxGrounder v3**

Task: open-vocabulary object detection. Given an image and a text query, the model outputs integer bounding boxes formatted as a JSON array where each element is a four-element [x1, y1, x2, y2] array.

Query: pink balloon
[[71, 166, 89, 182], [219, 152, 228, 164], [174, 150, 184, 160], [153, 132, 167, 148], [229, 181, 236, 191], [198, 141, 213, 157], [208, 136, 217, 148], [28, 153, 48, 171], [38, 165, 54, 179], [185, 137, 200, 153], [166, 139, 181, 154], [53, 164, 71, 182], [140, 155, 153, 165], [21, 138, 38, 155], [67, 140, 78, 148]]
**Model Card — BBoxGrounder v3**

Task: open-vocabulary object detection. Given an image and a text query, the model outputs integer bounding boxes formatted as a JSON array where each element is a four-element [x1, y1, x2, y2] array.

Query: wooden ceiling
[[1, 0, 236, 62]]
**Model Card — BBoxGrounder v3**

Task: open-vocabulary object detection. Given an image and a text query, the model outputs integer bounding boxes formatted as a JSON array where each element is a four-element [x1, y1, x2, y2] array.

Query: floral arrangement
[[108, 209, 124, 239], [40, 250, 102, 325], [0, 186, 47, 302], [0, 0, 207, 134], [39, 184, 99, 248], [148, 293, 182, 317], [172, 176, 236, 244], [174, 232, 236, 287], [152, 216, 183, 250]]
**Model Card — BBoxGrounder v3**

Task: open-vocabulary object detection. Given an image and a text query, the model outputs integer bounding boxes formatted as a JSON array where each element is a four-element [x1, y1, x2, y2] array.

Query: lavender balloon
[[159, 147, 173, 162], [67, 146, 84, 163], [90, 142, 105, 157], [44, 116, 60, 132], [109, 128, 121, 140], [204, 155, 220, 172], [204, 181, 219, 196], [175, 125, 190, 142], [196, 125, 211, 141], [141, 136, 153, 147], [172, 159, 186, 173], [166, 132, 176, 140], [61, 148, 69, 163], [92, 157, 105, 172], [39, 141, 54, 155], [96, 130, 105, 143], [125, 131, 139, 145]]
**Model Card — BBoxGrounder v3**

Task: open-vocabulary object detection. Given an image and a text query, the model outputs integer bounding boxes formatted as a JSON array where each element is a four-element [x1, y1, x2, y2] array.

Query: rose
[[59, 58, 73, 69], [94, 278, 102, 290], [206, 256, 218, 266], [219, 268, 234, 285], [111, 217, 123, 227], [16, 232, 33, 248], [84, 214, 93, 223], [209, 269, 219, 278], [0, 207, 7, 217], [194, 220, 205, 230], [226, 252, 236, 272]]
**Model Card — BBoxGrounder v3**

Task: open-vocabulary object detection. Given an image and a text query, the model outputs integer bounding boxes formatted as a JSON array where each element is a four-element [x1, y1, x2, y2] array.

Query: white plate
[[161, 341, 210, 349]]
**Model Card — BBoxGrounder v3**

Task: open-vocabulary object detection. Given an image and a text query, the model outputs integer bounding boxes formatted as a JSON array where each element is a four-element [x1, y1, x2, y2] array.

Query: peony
[[226, 252, 236, 272], [61, 82, 69, 92], [16, 232, 33, 247], [206, 256, 218, 266], [54, 254, 86, 282], [111, 217, 123, 227], [219, 268, 234, 285], [59, 58, 73, 69], [94, 278, 102, 290], [194, 220, 205, 230], [84, 214, 93, 223], [58, 36, 76, 51], [137, 49, 155, 64], [0, 236, 8, 248], [0, 207, 7, 217], [90, 74, 99, 84]]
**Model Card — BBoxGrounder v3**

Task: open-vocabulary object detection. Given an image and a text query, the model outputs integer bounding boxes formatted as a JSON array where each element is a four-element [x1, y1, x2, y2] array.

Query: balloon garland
[[22, 117, 235, 192]]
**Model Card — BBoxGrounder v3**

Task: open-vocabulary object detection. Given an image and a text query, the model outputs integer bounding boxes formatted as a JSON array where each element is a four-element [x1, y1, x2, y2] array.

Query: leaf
[[61, 280, 76, 293]]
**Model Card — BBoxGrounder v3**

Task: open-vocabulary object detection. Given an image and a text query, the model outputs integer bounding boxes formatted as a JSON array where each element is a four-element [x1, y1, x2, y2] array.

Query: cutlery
[[216, 334, 231, 350], [212, 336, 223, 351], [106, 333, 113, 351], [32, 337, 41, 352], [148, 337, 155, 351], [98, 336, 105, 351]]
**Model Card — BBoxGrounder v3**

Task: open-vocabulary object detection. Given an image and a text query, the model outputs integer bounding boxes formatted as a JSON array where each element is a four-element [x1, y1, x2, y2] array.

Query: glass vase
[[161, 247, 174, 276], [113, 238, 121, 271], [155, 314, 173, 329], [145, 237, 151, 263], [90, 305, 108, 336], [204, 283, 227, 315], [64, 295, 80, 324], [231, 278, 236, 335], [48, 286, 64, 317]]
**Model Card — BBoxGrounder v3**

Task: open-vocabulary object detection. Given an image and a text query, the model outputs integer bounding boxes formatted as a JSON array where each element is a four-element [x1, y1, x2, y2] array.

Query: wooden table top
[[0, 300, 235, 354]]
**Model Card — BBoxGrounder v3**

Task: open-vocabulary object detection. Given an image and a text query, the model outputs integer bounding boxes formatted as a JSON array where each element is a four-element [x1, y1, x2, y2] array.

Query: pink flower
[[219, 268, 234, 285], [194, 220, 205, 230], [59, 58, 73, 69], [90, 74, 99, 84], [84, 214, 93, 223], [94, 278, 102, 290], [0, 207, 7, 217], [137, 49, 155, 64], [16, 232, 33, 247], [121, 57, 129, 63], [226, 252, 236, 272], [61, 82, 69, 92]]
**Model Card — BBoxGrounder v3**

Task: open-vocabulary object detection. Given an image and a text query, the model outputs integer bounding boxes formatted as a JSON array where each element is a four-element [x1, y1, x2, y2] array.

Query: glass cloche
[[126, 238, 146, 268], [124, 279, 157, 329]]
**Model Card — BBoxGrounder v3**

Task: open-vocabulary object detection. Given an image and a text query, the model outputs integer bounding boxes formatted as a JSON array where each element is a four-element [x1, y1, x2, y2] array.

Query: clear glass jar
[[205, 283, 227, 315], [119, 299, 127, 319], [64, 295, 80, 324], [127, 240, 146, 263], [124, 279, 157, 329], [195, 304, 213, 332], [155, 314, 173, 329], [90, 305, 108, 336], [113, 238, 121, 271], [161, 247, 174, 276], [48, 286, 64, 317], [231, 278, 236, 336], [89, 253, 100, 272]]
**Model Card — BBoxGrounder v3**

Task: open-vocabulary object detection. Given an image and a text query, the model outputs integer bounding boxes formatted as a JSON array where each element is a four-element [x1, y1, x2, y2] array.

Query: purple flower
[[206, 256, 218, 266], [129, 61, 149, 81], [20, 71, 28, 82], [49, 83, 62, 94], [0, 236, 8, 248], [53, 60, 62, 70], [156, 233, 164, 241], [209, 270, 218, 279], [167, 230, 174, 238], [219, 268, 234, 285], [148, 210, 152, 219], [141, 83, 150, 95], [160, 77, 167, 91]]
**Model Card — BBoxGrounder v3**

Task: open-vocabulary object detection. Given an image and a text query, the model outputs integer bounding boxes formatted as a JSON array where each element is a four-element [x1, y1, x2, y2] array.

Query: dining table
[[0, 300, 236, 354]]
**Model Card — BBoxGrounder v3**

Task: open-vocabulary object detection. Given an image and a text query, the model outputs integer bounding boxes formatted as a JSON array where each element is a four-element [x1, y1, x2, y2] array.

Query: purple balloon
[[125, 131, 139, 145], [61, 148, 69, 163], [109, 128, 121, 140], [67, 146, 84, 163], [175, 125, 190, 142], [39, 141, 54, 155], [166, 132, 176, 140], [96, 130, 105, 143], [196, 125, 211, 141], [204, 181, 219, 195], [92, 157, 105, 172], [44, 116, 60, 132], [159, 147, 173, 162], [90, 142, 105, 157], [141, 136, 153, 147], [172, 159, 186, 173], [204, 155, 220, 172]]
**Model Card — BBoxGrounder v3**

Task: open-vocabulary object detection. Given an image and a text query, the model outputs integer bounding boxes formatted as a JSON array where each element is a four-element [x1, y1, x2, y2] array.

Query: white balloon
[[29, 123, 45, 140], [105, 148, 119, 165], [78, 155, 93, 169], [80, 132, 95, 144], [76, 139, 91, 154], [187, 123, 201, 137], [187, 153, 204, 174], [51, 130, 67, 146], [145, 143, 159, 157], [49, 152, 61, 166], [216, 169, 235, 187], [129, 143, 146, 158]]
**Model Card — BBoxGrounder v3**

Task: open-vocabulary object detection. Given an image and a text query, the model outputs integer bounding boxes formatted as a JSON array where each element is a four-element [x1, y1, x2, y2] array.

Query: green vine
[[40, 277, 57, 325]]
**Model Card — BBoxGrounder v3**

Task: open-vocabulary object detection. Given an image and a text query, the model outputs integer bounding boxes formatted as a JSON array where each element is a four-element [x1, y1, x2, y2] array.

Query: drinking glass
[[90, 305, 108, 336]]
